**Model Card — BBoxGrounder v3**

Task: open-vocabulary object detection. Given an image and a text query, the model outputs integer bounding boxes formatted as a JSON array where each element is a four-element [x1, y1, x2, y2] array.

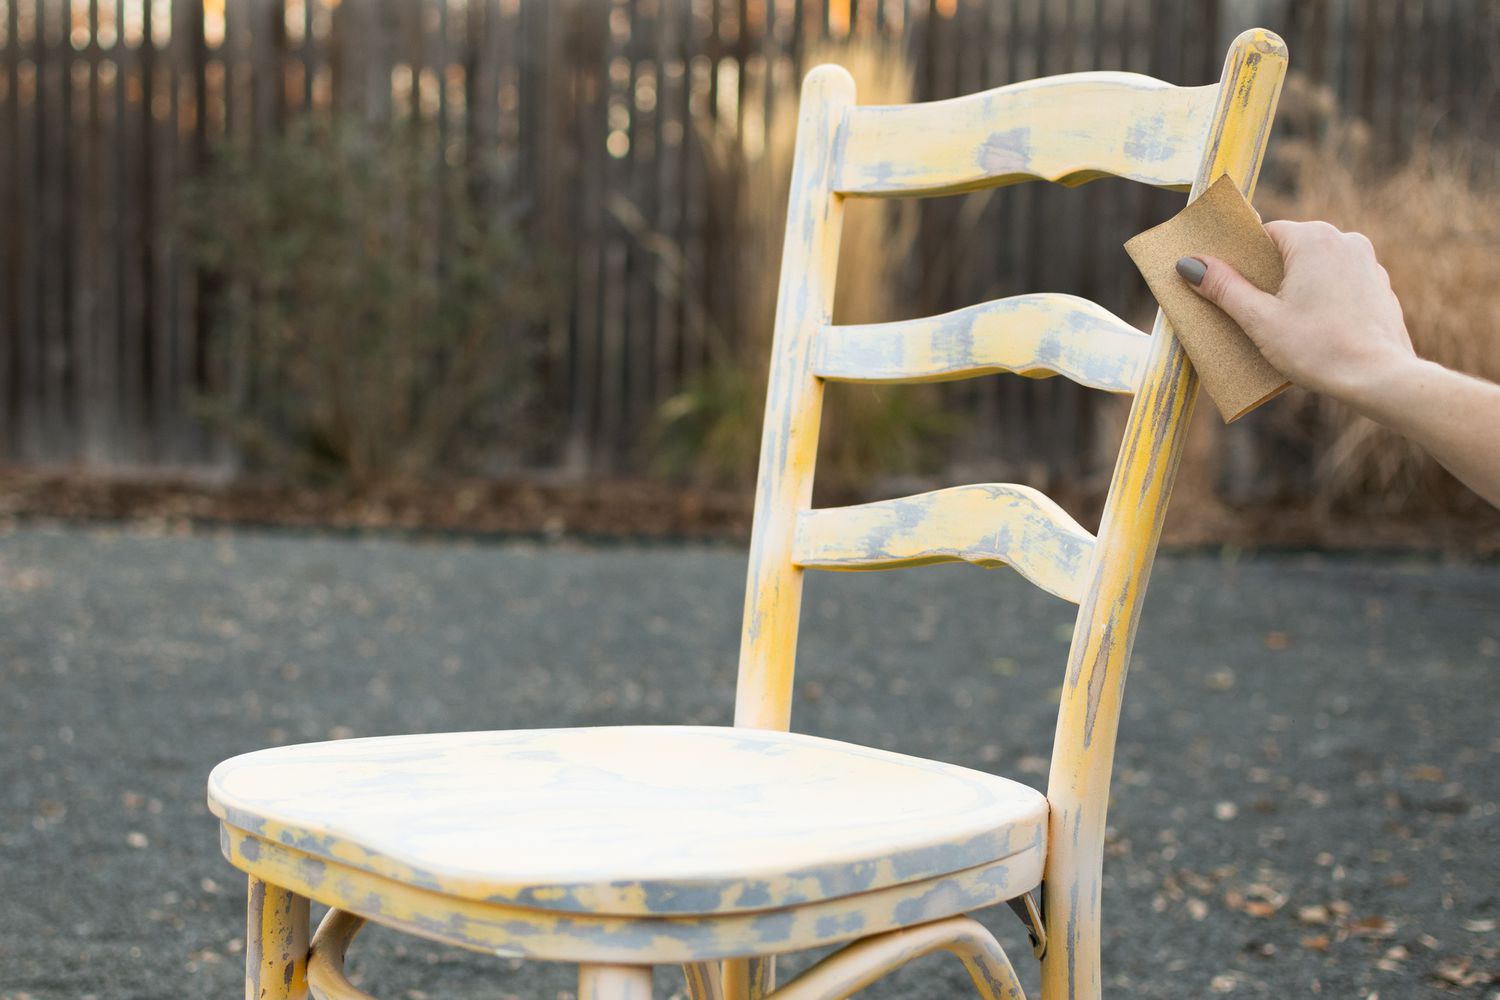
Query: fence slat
[[0, 0, 1496, 479]]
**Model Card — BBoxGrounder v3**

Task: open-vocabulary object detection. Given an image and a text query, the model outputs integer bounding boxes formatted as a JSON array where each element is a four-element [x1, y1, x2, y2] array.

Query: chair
[[209, 29, 1287, 1000]]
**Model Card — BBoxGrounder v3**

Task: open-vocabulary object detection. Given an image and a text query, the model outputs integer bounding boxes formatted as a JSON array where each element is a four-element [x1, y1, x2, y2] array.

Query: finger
[[1175, 255, 1280, 333], [1262, 219, 1299, 255]]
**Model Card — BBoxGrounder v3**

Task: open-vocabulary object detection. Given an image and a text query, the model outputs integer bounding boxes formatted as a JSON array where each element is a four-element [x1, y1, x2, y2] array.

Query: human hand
[[1175, 220, 1417, 412]]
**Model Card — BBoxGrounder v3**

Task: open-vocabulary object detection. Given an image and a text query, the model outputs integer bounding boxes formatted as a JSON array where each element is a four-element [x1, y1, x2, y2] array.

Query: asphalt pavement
[[1, 525, 1496, 998]]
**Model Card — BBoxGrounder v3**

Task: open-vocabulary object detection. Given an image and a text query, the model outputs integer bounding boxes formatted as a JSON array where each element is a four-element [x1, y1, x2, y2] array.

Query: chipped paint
[[1040, 28, 1287, 1000], [246, 875, 310, 1000], [734, 64, 856, 735], [769, 917, 1025, 1000], [813, 293, 1148, 393], [792, 484, 1096, 603], [220, 825, 1044, 965], [209, 726, 1046, 918], [837, 72, 1219, 197]]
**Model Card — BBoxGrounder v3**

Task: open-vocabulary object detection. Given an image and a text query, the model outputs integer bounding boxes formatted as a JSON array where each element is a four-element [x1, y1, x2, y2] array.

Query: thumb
[[1176, 255, 1279, 334]]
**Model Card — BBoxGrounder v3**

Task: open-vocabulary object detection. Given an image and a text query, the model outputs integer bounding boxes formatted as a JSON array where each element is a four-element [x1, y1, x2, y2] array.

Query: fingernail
[[1176, 257, 1206, 286]]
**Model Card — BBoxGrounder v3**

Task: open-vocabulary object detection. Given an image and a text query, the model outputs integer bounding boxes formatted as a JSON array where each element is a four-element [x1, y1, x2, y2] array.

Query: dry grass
[[1259, 74, 1500, 514], [653, 40, 948, 496]]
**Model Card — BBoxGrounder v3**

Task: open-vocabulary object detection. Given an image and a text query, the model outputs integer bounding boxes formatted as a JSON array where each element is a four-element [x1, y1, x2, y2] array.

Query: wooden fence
[[2, 0, 1497, 482]]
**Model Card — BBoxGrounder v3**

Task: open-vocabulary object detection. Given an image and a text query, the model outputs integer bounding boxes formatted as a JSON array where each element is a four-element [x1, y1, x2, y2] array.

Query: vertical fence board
[[1, 0, 1496, 482]]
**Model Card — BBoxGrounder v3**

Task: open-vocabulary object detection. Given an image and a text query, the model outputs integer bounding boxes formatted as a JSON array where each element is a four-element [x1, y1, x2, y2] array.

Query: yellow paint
[[793, 484, 1096, 603], [221, 825, 1044, 964], [735, 65, 855, 733], [1039, 29, 1287, 1000], [246, 875, 309, 1000], [307, 910, 369, 1000], [837, 73, 1220, 197], [209, 725, 1045, 917], [814, 293, 1149, 393], [683, 961, 725, 1000], [770, 917, 1025, 1000]]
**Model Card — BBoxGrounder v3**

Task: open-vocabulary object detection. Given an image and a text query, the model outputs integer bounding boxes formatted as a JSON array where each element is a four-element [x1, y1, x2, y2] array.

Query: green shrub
[[180, 118, 560, 487]]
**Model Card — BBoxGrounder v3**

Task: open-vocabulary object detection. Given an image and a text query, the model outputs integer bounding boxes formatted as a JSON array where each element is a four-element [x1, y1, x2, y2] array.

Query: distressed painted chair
[[209, 28, 1286, 1000]]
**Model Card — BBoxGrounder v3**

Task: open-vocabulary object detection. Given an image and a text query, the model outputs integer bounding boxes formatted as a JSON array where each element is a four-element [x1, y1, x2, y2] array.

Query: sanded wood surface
[[210, 725, 1046, 917], [734, 65, 854, 733], [814, 294, 1148, 393], [793, 484, 1097, 604], [307, 910, 370, 1000], [246, 876, 310, 1000], [579, 964, 654, 1000], [220, 824, 1044, 964], [836, 72, 1220, 197], [770, 917, 1025, 1000], [1039, 28, 1288, 1000]]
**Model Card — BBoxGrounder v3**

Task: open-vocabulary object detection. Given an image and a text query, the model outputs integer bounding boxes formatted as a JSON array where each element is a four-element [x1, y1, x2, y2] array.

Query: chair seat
[[208, 725, 1047, 917]]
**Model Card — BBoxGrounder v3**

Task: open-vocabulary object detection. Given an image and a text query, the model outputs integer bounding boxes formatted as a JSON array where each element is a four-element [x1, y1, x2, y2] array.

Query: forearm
[[1345, 358, 1500, 508]]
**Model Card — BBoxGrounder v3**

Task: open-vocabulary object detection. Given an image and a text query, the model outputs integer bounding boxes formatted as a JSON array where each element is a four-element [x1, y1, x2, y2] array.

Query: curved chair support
[[307, 909, 373, 1000], [767, 916, 1026, 1000], [308, 910, 1022, 1000]]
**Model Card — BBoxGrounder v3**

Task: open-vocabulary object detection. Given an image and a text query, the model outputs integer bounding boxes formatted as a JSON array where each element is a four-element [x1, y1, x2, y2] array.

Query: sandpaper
[[1125, 174, 1288, 422]]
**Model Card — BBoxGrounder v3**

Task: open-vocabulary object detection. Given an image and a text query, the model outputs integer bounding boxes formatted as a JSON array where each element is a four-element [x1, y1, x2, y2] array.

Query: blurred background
[[1, 0, 1498, 545]]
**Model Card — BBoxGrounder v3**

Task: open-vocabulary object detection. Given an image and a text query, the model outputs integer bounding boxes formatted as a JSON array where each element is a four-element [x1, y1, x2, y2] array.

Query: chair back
[[733, 29, 1288, 999]]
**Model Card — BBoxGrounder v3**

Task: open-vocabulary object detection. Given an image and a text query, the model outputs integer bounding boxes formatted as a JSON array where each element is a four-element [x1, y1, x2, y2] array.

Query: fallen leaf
[[1298, 904, 1331, 925], [1348, 916, 1396, 939]]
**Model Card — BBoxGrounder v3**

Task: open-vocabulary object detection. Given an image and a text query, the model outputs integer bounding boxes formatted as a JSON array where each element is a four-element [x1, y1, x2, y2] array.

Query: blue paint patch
[[1124, 114, 1174, 164], [978, 127, 1034, 177], [814, 911, 867, 938]]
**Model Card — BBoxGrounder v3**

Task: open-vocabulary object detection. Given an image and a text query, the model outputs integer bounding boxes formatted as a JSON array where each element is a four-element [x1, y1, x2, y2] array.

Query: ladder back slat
[[814, 294, 1149, 393], [793, 484, 1097, 604], [836, 73, 1219, 198]]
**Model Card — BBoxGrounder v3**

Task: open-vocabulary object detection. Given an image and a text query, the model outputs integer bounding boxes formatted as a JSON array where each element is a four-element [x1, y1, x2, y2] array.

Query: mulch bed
[[2, 467, 1498, 555], [0, 468, 755, 541]]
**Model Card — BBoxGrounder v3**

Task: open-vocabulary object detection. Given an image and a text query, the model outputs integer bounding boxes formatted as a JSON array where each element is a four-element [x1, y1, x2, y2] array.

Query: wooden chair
[[209, 29, 1286, 1000]]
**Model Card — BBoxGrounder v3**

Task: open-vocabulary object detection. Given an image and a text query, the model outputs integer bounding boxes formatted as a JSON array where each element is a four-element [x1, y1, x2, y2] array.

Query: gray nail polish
[[1176, 257, 1206, 286]]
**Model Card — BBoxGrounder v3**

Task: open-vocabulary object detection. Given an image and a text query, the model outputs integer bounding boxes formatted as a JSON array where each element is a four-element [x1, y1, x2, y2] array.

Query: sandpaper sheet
[[1125, 174, 1288, 422]]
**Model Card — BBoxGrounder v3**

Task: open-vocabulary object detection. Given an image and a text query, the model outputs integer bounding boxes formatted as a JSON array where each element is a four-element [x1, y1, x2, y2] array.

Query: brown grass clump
[[652, 40, 948, 496], [1259, 75, 1500, 514]]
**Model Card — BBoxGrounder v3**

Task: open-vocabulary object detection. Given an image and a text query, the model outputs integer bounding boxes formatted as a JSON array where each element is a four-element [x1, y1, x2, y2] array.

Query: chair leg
[[246, 875, 310, 1000], [683, 962, 725, 1000], [722, 957, 773, 1000], [579, 963, 654, 1000]]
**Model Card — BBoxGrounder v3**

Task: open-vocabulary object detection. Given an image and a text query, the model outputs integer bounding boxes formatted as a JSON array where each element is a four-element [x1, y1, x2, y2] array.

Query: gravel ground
[[1, 525, 1496, 999]]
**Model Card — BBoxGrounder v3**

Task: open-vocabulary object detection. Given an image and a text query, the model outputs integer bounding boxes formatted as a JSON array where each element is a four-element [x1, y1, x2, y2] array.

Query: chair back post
[[734, 65, 855, 733], [1040, 29, 1287, 1000]]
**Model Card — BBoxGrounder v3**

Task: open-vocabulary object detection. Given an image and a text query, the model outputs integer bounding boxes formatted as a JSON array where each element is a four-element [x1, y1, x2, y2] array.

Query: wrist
[[1336, 354, 1434, 424]]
